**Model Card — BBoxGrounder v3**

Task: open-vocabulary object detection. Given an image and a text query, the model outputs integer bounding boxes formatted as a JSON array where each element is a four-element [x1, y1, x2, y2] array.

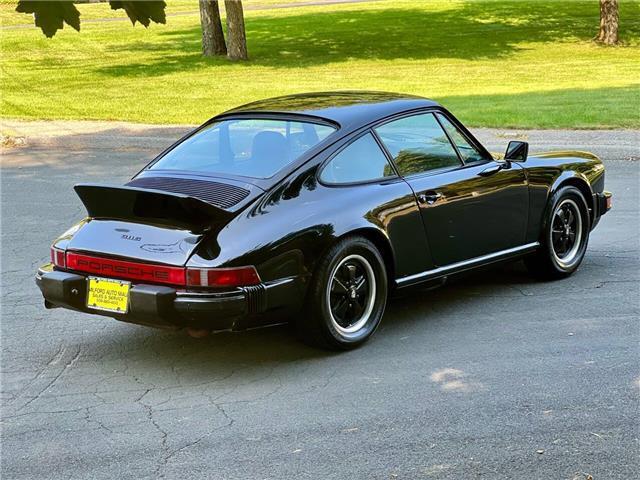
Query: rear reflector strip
[[66, 252, 185, 286], [63, 252, 260, 288]]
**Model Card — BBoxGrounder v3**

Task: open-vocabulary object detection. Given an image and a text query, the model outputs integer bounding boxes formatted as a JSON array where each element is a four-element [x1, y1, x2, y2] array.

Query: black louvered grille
[[127, 177, 250, 209], [244, 284, 266, 314]]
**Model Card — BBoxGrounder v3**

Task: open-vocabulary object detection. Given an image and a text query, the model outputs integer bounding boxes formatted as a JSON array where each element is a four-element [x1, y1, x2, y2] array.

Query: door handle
[[478, 164, 504, 177], [418, 192, 442, 205]]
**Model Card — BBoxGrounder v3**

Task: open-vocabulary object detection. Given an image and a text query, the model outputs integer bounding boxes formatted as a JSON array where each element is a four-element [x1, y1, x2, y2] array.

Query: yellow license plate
[[87, 277, 130, 313]]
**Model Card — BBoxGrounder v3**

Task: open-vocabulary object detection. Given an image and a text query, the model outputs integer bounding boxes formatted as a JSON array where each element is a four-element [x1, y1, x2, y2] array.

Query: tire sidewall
[[542, 186, 590, 275]]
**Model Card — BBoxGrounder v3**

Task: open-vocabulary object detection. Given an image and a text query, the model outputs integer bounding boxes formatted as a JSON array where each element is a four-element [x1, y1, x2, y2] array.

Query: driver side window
[[374, 112, 462, 176]]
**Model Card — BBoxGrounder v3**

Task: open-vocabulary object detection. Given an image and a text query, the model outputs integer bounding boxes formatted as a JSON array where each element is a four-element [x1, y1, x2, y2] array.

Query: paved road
[[1, 124, 638, 479]]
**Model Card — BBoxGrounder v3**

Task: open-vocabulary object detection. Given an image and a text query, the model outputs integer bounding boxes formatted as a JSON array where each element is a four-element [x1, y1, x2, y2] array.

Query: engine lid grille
[[126, 176, 250, 209]]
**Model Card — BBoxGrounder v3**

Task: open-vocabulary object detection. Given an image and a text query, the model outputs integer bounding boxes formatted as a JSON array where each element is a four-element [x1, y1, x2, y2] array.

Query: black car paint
[[43, 92, 608, 331]]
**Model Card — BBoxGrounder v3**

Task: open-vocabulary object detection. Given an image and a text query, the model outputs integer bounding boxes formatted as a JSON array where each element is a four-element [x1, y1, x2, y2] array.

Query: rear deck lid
[[67, 219, 205, 266]]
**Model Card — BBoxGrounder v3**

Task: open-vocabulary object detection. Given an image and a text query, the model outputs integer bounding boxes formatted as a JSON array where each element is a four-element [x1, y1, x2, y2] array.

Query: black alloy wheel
[[327, 254, 376, 335], [550, 198, 583, 267]]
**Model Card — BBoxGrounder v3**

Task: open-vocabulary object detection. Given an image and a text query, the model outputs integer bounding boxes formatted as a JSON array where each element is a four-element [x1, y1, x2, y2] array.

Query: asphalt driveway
[[1, 123, 638, 479]]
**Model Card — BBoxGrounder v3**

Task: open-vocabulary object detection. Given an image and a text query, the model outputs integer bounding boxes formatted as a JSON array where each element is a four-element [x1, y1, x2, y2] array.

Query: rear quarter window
[[320, 133, 395, 184]]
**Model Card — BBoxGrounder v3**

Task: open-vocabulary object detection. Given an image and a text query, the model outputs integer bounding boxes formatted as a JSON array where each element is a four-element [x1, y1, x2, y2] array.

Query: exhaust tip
[[186, 328, 210, 339]]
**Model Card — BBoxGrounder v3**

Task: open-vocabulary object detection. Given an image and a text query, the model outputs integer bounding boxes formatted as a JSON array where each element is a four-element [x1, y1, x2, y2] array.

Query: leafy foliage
[[109, 1, 167, 28], [15, 0, 166, 37], [15, 1, 80, 38]]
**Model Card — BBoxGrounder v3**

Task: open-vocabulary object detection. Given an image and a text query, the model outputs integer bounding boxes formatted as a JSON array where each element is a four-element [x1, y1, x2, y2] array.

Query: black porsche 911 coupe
[[37, 92, 612, 349]]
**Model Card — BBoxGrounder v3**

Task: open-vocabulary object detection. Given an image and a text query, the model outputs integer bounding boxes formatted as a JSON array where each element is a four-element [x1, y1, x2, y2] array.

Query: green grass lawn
[[1, 0, 639, 128]]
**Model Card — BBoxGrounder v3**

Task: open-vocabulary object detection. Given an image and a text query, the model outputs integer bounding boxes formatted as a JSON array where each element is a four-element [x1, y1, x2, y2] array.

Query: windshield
[[150, 118, 337, 179]]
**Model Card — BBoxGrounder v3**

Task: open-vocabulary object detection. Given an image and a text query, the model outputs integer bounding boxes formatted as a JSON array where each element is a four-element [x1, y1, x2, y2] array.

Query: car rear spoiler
[[74, 183, 233, 231]]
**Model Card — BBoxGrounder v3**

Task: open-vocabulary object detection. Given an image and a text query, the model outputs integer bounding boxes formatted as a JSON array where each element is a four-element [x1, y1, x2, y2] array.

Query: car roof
[[219, 91, 440, 130]]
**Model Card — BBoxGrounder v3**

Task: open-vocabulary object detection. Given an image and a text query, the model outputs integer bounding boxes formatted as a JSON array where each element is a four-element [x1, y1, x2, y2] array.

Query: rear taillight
[[50, 246, 66, 268], [59, 251, 260, 288], [186, 266, 261, 288]]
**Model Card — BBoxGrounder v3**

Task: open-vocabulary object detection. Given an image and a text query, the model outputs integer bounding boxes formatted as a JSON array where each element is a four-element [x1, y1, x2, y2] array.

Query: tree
[[225, 0, 248, 60], [199, 0, 226, 57], [597, 0, 619, 45], [15, 1, 167, 38]]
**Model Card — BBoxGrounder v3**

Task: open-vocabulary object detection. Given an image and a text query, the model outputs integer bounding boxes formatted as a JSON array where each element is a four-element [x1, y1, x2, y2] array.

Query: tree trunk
[[224, 0, 248, 60], [199, 0, 226, 57], [597, 0, 619, 45]]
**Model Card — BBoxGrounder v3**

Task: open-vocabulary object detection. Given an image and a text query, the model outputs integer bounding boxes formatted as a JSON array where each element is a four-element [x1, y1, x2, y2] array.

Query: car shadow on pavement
[[72, 261, 536, 378]]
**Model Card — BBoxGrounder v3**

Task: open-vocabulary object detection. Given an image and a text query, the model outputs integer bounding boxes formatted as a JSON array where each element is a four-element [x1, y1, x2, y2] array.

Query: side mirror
[[505, 141, 528, 162]]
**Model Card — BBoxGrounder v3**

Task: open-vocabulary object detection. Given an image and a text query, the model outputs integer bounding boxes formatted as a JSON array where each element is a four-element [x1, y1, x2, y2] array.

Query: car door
[[318, 131, 435, 278], [374, 111, 528, 267]]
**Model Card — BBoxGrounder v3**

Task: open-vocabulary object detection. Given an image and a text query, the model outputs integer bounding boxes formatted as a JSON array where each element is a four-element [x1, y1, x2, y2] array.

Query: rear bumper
[[592, 190, 612, 229], [35, 264, 305, 331]]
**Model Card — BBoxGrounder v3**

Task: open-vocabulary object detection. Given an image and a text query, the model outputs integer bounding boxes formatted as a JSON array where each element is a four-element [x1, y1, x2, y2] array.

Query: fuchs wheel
[[298, 236, 387, 350], [525, 186, 590, 280], [327, 254, 377, 335], [549, 198, 584, 267]]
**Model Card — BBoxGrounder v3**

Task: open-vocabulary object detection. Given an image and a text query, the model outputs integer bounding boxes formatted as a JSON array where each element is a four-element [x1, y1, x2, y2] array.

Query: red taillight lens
[[186, 266, 261, 288], [66, 252, 186, 286], [61, 251, 260, 288], [50, 247, 66, 268]]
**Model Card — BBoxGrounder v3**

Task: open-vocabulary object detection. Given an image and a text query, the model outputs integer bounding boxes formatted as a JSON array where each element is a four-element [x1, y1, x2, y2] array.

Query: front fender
[[523, 151, 604, 242]]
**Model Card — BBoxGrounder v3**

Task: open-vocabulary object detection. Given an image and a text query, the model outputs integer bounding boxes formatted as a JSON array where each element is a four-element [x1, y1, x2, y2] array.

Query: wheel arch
[[551, 174, 595, 224], [337, 227, 396, 288]]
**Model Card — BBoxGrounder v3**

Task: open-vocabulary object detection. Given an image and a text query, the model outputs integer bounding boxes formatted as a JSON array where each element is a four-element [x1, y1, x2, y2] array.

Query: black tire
[[297, 236, 388, 350], [525, 186, 591, 280]]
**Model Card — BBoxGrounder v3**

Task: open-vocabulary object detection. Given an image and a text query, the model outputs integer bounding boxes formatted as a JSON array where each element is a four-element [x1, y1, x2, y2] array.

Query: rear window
[[150, 118, 336, 178]]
